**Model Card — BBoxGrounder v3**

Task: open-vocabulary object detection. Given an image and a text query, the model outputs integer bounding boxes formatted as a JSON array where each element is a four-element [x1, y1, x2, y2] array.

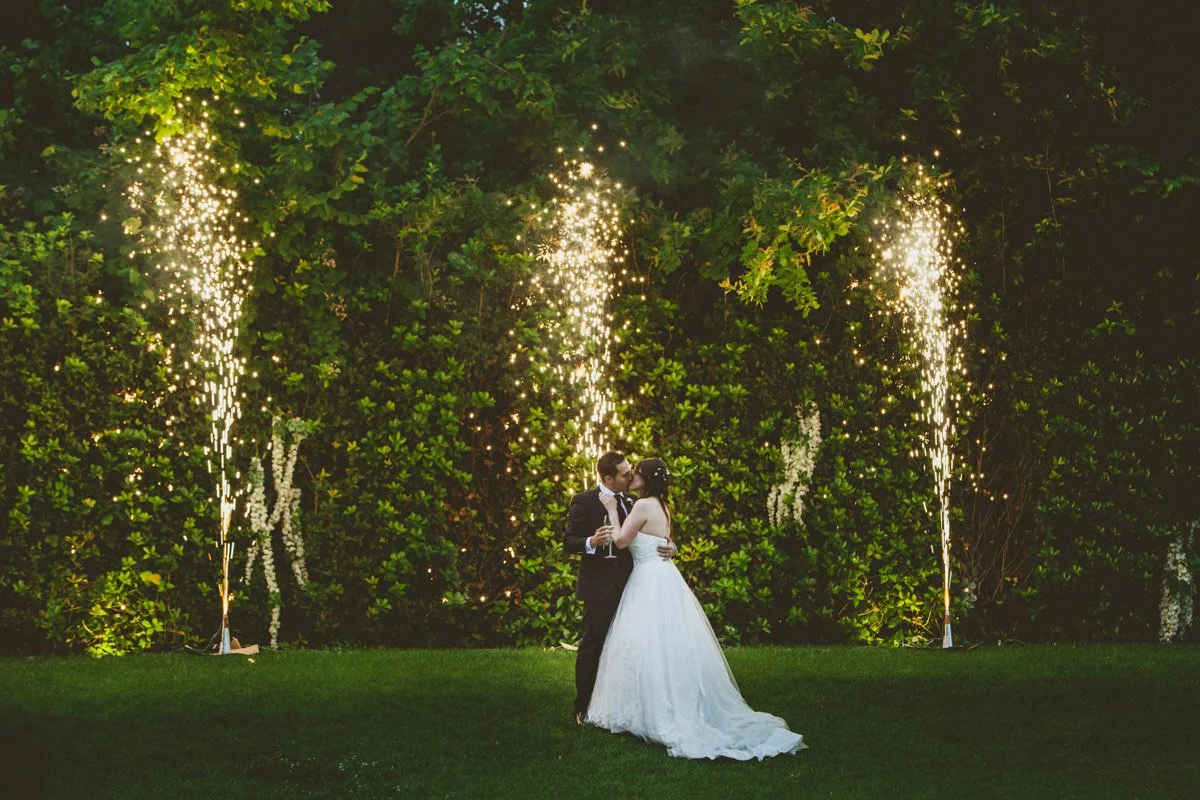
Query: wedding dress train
[[587, 533, 805, 760]]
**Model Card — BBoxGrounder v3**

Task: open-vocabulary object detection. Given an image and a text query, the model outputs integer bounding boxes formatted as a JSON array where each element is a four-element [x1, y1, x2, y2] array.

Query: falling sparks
[[124, 108, 252, 653], [873, 169, 968, 649], [513, 157, 636, 485]]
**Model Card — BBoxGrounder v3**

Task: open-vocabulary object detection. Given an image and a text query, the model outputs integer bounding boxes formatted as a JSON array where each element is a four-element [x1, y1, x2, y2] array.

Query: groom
[[564, 451, 677, 723]]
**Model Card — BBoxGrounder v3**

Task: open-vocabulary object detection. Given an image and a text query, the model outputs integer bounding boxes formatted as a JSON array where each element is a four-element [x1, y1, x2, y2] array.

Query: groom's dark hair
[[596, 451, 626, 480]]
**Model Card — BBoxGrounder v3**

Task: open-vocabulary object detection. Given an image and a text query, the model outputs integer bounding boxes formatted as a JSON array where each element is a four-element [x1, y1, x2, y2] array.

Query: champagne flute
[[603, 512, 617, 559]]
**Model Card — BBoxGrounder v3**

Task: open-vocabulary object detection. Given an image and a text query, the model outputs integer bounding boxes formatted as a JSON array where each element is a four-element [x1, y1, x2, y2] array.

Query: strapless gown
[[586, 533, 805, 760]]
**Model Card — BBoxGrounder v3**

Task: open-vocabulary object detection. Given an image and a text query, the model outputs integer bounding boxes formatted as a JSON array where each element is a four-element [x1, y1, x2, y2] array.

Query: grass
[[2, 645, 1198, 799]]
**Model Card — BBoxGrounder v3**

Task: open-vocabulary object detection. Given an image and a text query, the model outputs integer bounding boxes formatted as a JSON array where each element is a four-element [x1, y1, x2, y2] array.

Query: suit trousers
[[574, 590, 621, 716]]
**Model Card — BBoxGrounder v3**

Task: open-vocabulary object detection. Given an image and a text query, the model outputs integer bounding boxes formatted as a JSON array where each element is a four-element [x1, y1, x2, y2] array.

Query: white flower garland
[[243, 417, 308, 649], [1159, 521, 1196, 643], [768, 404, 822, 527]]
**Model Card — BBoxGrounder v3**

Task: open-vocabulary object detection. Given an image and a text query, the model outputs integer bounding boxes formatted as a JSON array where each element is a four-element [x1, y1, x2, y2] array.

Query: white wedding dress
[[587, 532, 805, 760]]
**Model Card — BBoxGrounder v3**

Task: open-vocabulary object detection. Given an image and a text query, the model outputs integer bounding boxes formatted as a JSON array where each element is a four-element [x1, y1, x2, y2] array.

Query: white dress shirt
[[585, 484, 626, 554]]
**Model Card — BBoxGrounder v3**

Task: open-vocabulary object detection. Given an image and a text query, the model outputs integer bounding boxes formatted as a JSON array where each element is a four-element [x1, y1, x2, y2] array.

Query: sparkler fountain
[[124, 106, 253, 654], [873, 169, 967, 648], [514, 153, 637, 487]]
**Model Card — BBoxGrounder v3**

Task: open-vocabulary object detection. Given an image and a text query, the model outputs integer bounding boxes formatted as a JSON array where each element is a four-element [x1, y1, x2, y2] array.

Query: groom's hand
[[657, 539, 677, 560], [589, 526, 614, 549]]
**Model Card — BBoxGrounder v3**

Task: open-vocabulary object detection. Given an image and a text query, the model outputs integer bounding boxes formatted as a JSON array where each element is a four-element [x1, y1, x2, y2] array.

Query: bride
[[586, 458, 805, 760]]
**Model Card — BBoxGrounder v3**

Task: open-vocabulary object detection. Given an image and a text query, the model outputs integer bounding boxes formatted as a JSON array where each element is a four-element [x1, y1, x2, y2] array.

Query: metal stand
[[217, 536, 234, 654]]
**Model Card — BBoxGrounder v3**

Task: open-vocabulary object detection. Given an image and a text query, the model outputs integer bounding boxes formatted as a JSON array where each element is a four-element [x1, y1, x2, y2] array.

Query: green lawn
[[2, 645, 1198, 799]]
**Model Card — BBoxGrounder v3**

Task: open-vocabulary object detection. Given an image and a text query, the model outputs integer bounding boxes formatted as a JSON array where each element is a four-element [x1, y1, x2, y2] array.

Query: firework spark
[[873, 170, 967, 648], [125, 108, 252, 653], [514, 158, 638, 486]]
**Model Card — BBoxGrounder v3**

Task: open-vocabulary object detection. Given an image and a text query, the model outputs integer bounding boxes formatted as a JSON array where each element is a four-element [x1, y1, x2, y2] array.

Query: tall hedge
[[1, 0, 1196, 653]]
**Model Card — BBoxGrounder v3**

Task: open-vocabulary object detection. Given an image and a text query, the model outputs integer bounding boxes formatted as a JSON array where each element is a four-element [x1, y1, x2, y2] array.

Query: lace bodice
[[628, 532, 670, 564]]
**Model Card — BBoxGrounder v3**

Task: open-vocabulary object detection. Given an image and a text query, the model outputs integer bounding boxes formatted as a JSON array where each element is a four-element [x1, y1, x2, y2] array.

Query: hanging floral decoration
[[768, 404, 822, 528], [244, 417, 309, 649], [1159, 522, 1197, 643]]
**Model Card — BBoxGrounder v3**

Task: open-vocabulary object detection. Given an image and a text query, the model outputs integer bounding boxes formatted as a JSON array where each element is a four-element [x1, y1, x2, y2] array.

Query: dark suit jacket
[[563, 488, 634, 602]]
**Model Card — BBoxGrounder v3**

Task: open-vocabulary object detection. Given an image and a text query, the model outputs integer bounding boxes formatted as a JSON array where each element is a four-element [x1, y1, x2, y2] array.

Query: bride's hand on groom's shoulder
[[657, 539, 678, 560]]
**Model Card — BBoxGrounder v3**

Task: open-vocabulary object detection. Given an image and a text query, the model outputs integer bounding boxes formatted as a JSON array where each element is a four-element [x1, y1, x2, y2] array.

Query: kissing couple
[[564, 451, 805, 760]]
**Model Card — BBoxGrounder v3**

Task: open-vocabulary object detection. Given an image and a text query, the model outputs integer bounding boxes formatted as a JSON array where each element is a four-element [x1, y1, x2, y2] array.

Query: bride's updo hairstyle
[[635, 458, 671, 498], [635, 458, 672, 525]]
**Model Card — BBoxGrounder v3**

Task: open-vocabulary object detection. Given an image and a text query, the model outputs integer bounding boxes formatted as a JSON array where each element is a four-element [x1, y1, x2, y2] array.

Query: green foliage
[[1019, 305, 1200, 640], [0, 217, 206, 654], [73, 0, 332, 136], [0, 0, 1196, 652]]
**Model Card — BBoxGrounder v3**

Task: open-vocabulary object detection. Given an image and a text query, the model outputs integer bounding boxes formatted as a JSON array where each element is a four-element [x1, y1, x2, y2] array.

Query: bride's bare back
[[627, 497, 670, 540]]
